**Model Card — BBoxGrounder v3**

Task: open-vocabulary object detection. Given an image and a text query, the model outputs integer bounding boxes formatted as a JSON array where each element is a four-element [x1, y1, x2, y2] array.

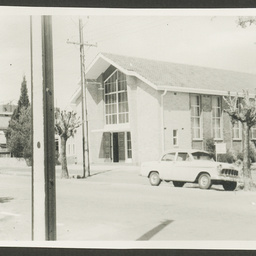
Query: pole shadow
[[88, 169, 114, 177], [0, 197, 14, 203], [136, 219, 173, 241]]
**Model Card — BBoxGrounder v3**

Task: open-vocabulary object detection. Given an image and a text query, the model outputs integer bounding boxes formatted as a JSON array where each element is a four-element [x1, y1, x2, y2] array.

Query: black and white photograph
[[1, 7, 256, 249]]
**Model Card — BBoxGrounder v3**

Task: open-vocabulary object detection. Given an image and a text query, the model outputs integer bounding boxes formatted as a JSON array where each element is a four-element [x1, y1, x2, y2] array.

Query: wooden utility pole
[[67, 18, 97, 178], [41, 15, 56, 240], [31, 15, 56, 240]]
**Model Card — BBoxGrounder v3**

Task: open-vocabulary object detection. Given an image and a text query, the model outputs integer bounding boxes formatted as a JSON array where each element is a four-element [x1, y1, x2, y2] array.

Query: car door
[[158, 152, 177, 180], [172, 152, 195, 182]]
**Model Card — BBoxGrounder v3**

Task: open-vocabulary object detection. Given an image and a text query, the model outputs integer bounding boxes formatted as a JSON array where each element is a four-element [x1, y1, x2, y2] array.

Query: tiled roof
[[101, 53, 256, 94]]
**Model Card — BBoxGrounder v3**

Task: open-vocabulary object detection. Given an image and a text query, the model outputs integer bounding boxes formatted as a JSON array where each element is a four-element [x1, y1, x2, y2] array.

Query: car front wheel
[[149, 172, 162, 186], [223, 181, 237, 191], [198, 173, 211, 189], [173, 181, 185, 187]]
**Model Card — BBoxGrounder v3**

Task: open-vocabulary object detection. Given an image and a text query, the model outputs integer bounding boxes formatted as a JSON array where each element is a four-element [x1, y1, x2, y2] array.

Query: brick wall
[[190, 94, 242, 153], [222, 97, 233, 150], [136, 79, 162, 163], [127, 76, 139, 164], [163, 92, 191, 150]]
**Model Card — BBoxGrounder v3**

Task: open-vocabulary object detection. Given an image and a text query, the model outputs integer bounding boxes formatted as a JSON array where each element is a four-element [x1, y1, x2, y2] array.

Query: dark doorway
[[113, 133, 119, 162]]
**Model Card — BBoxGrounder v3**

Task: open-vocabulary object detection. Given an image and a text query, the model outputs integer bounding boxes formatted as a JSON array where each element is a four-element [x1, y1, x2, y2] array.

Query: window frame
[[177, 152, 190, 161], [251, 125, 256, 140], [173, 129, 178, 147], [212, 96, 223, 140], [232, 120, 242, 141], [161, 152, 176, 161], [126, 131, 132, 159], [104, 70, 129, 125], [190, 94, 202, 140]]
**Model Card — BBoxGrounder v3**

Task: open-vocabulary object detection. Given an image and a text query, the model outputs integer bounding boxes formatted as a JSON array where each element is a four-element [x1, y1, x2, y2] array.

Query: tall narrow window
[[232, 98, 242, 140], [191, 95, 201, 139], [173, 129, 178, 146], [252, 125, 256, 140], [232, 121, 241, 140], [126, 132, 132, 159], [104, 70, 129, 125], [212, 96, 222, 139]]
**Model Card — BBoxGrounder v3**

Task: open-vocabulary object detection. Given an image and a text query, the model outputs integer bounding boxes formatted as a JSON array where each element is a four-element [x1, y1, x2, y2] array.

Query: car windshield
[[191, 151, 213, 161]]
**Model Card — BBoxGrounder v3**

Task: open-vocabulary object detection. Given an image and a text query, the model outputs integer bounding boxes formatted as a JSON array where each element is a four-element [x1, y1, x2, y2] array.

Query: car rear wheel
[[223, 181, 237, 191], [198, 173, 211, 189], [149, 172, 162, 186], [173, 181, 185, 187]]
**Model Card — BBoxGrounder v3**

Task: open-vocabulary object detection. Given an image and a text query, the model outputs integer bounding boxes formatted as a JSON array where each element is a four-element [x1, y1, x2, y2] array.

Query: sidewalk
[[0, 163, 140, 178], [56, 163, 140, 178]]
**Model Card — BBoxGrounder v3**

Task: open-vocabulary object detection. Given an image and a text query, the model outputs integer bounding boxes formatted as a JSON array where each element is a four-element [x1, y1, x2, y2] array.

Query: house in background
[[69, 53, 256, 165], [0, 103, 17, 157]]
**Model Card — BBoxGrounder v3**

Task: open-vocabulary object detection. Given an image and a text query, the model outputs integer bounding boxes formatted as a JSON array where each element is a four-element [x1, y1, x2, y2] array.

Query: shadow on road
[[88, 169, 114, 177], [0, 197, 14, 203], [185, 186, 224, 191], [136, 219, 173, 241]]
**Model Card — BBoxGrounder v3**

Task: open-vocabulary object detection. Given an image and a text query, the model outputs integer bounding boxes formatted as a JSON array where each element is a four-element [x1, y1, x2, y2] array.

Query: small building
[[70, 53, 256, 165], [0, 103, 17, 157]]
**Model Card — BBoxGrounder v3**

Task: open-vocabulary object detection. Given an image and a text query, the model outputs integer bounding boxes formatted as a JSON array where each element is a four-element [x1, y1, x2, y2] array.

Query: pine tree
[[7, 107, 32, 161], [12, 76, 30, 120], [6, 76, 31, 158]]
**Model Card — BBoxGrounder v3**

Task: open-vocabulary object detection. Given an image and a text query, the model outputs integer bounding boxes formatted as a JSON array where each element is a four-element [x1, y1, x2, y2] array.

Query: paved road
[[1, 165, 256, 242]]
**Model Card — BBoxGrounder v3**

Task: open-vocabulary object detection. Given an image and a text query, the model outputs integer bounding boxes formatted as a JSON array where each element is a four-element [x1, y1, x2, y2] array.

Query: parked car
[[140, 149, 241, 191]]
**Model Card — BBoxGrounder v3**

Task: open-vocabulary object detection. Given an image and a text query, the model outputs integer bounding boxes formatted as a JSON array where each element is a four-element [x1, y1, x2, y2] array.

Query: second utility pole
[[79, 18, 97, 178], [68, 18, 97, 178], [79, 18, 88, 178]]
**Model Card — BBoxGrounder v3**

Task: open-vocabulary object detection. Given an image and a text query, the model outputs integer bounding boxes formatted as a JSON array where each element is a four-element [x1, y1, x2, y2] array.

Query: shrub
[[205, 138, 215, 155], [237, 152, 244, 161], [217, 151, 236, 163], [235, 142, 256, 163]]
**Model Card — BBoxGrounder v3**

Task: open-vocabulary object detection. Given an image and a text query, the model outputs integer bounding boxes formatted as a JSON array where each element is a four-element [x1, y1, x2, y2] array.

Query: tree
[[6, 76, 31, 158], [12, 76, 30, 121], [6, 106, 32, 162], [55, 109, 81, 178], [223, 90, 256, 190]]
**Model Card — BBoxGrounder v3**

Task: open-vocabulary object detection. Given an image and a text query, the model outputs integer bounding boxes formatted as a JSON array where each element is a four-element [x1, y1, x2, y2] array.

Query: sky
[[1, 8, 256, 108]]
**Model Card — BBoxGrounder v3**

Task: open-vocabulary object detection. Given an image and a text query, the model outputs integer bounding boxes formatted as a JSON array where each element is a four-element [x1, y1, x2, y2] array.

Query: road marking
[[136, 219, 173, 241], [0, 212, 20, 217]]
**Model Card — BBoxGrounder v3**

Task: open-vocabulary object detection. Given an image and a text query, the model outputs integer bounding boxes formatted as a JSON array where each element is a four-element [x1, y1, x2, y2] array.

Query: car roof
[[163, 149, 210, 154]]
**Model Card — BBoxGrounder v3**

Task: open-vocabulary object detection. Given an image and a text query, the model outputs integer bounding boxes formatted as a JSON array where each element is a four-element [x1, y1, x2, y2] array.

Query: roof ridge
[[100, 52, 256, 76]]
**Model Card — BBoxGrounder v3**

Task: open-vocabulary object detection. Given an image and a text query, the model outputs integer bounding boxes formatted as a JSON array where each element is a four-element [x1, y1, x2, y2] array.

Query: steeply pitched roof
[[100, 53, 256, 95]]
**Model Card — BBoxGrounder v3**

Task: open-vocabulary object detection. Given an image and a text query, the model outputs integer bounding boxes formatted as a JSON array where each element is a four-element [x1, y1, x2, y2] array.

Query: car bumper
[[213, 174, 241, 183]]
